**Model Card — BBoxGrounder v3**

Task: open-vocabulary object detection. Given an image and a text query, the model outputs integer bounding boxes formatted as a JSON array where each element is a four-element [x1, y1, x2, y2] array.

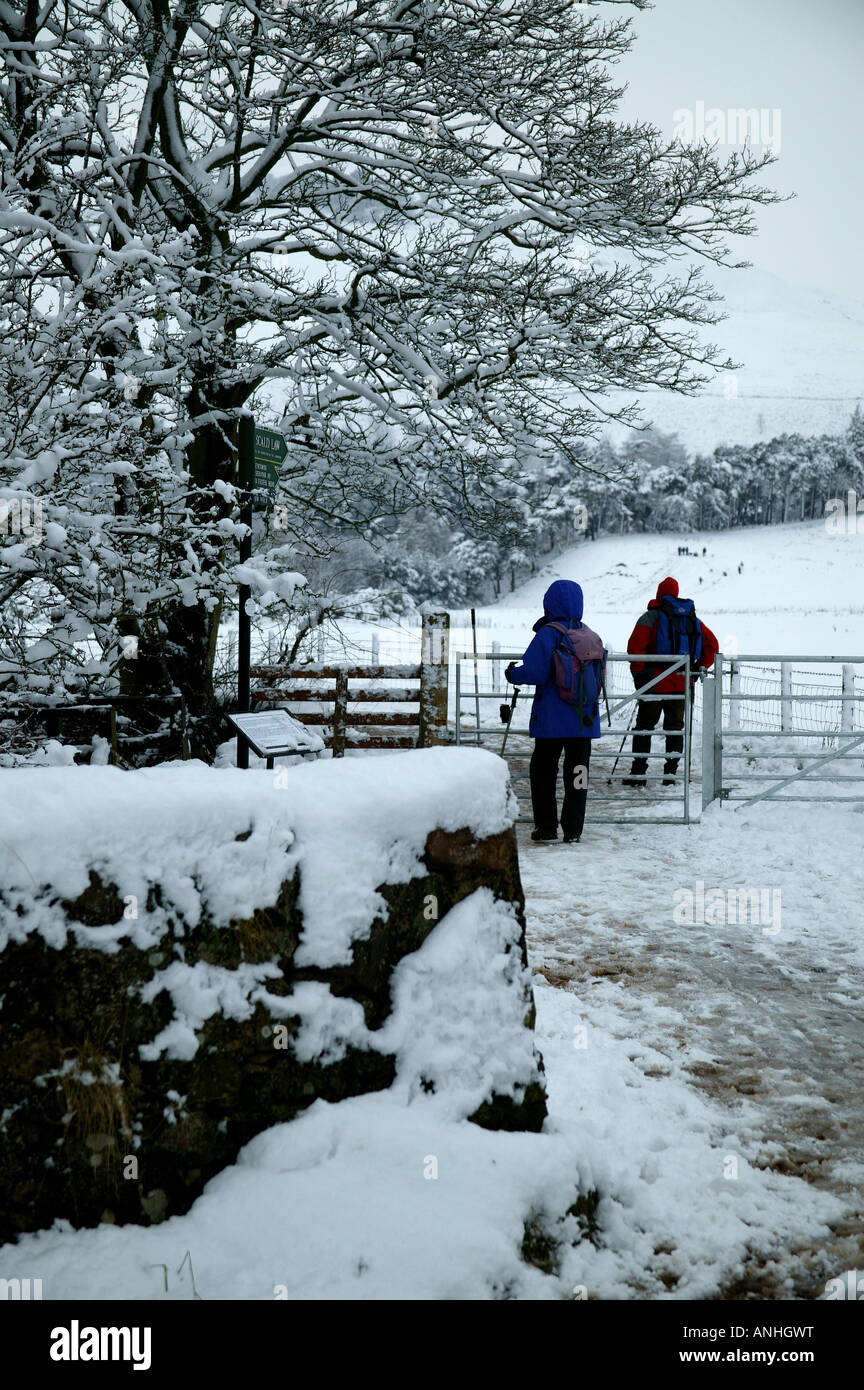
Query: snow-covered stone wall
[[0, 749, 545, 1241]]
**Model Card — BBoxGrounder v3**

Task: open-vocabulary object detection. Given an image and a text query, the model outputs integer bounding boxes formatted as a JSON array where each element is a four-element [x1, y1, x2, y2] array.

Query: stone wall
[[0, 753, 545, 1243]]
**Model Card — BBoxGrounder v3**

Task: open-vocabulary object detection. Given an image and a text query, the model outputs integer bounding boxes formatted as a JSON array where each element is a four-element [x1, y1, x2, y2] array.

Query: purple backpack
[[547, 621, 607, 727]]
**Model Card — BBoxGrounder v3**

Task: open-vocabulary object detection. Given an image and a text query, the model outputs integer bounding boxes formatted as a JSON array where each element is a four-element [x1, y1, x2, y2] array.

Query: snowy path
[[520, 803, 864, 1296]]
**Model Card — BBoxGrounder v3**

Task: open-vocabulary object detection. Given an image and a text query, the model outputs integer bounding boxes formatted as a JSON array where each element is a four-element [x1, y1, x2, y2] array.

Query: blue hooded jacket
[[508, 580, 604, 739]]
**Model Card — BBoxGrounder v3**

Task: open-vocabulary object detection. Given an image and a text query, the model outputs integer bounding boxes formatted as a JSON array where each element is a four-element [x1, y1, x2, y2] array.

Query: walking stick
[[499, 684, 519, 755], [607, 699, 637, 785]]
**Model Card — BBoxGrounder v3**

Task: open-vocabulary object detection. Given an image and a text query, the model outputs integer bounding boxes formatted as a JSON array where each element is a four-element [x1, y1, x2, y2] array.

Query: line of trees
[[320, 408, 864, 610]]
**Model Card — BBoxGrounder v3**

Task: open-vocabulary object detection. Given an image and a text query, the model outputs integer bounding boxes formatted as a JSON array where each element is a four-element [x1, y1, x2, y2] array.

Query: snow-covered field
[[319, 518, 864, 672], [326, 521, 864, 806], [469, 517, 864, 658]]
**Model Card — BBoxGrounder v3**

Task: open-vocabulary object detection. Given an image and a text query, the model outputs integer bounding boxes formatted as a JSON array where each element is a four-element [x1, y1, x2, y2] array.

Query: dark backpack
[[547, 621, 607, 728], [655, 597, 703, 669]]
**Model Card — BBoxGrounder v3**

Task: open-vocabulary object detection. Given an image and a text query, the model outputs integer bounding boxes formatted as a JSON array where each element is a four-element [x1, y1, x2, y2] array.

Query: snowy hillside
[[471, 518, 864, 658], [603, 263, 864, 452]]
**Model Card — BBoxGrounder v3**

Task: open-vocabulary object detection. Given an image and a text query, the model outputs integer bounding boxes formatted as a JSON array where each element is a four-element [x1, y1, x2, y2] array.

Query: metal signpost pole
[[471, 607, 481, 745], [237, 416, 254, 769]]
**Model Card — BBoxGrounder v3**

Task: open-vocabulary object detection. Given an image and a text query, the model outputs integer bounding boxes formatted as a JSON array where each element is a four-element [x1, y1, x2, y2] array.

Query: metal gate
[[702, 655, 864, 807], [454, 649, 697, 825]]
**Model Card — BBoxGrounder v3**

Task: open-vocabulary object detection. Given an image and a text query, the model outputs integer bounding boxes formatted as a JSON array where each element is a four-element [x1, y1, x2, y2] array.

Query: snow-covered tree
[[846, 404, 864, 467], [1, 0, 778, 734]]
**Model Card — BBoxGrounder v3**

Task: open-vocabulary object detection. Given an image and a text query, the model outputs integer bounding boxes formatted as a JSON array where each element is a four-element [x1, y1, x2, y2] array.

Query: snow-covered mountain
[[604, 263, 864, 452]]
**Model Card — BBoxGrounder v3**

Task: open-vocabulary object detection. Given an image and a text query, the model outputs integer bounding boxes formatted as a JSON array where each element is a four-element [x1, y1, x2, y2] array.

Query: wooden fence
[[0, 696, 189, 764], [250, 613, 450, 756]]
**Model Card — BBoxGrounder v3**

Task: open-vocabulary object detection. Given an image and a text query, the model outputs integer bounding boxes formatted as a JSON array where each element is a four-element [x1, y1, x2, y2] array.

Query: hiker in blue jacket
[[505, 579, 606, 844]]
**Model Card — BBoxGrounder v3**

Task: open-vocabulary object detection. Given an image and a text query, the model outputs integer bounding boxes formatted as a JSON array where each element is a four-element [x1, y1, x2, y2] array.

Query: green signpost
[[236, 417, 287, 767], [250, 426, 287, 494]]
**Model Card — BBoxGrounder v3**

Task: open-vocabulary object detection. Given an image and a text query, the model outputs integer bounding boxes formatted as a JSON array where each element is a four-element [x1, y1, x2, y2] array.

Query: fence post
[[842, 663, 854, 733], [781, 662, 792, 733], [109, 705, 119, 767], [371, 632, 380, 668], [728, 660, 740, 730], [419, 612, 450, 747], [492, 640, 501, 694], [713, 654, 723, 801], [180, 694, 191, 760], [702, 677, 716, 810], [332, 669, 348, 757], [683, 662, 691, 824]]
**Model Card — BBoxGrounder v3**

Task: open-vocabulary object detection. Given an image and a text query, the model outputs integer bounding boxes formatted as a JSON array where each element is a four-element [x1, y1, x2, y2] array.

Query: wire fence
[[722, 660, 861, 739], [707, 656, 864, 806]]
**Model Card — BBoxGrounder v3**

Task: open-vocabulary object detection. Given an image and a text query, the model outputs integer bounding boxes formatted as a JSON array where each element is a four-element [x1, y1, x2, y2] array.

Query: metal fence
[[454, 650, 698, 825], [702, 655, 864, 807]]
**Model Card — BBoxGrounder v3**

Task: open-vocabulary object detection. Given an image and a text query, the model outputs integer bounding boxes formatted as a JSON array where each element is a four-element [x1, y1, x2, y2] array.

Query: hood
[[542, 579, 584, 624]]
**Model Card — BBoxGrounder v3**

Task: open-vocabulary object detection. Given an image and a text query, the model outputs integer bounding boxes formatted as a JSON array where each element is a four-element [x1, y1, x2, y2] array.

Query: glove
[[505, 662, 518, 683]]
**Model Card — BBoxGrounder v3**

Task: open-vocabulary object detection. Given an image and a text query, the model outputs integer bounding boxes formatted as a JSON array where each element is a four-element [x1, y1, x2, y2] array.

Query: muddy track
[[522, 838, 864, 1298]]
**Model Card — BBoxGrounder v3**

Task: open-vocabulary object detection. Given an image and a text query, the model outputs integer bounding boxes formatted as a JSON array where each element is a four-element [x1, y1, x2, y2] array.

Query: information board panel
[[227, 710, 323, 759]]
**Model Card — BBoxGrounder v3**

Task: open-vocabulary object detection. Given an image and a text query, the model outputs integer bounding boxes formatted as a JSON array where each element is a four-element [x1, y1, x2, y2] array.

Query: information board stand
[[226, 710, 323, 769]]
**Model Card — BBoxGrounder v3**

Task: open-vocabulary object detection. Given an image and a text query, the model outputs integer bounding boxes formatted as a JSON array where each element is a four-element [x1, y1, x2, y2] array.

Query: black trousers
[[629, 696, 685, 778], [530, 737, 592, 837]]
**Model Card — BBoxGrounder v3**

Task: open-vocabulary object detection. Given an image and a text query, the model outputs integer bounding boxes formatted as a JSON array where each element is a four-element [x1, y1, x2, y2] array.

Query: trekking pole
[[470, 606, 481, 746], [499, 684, 519, 756], [607, 700, 637, 785]]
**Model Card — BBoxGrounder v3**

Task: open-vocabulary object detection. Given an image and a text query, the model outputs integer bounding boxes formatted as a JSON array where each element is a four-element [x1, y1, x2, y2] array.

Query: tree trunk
[[119, 400, 241, 756]]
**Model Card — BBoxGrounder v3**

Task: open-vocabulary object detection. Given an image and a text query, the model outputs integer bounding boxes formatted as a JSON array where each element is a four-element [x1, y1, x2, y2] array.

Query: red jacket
[[627, 578, 719, 695]]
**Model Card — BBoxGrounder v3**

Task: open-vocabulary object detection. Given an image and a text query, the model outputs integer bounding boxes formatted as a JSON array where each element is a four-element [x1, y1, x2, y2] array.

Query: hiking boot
[[563, 834, 581, 844], [621, 777, 645, 789], [530, 828, 558, 842]]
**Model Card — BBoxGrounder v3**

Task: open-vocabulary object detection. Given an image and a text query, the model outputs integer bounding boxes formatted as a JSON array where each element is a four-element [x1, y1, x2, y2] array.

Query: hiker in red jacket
[[623, 577, 718, 787]]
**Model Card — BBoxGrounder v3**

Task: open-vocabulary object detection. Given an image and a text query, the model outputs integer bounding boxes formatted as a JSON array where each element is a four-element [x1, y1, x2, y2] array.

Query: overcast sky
[[614, 0, 864, 300]]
